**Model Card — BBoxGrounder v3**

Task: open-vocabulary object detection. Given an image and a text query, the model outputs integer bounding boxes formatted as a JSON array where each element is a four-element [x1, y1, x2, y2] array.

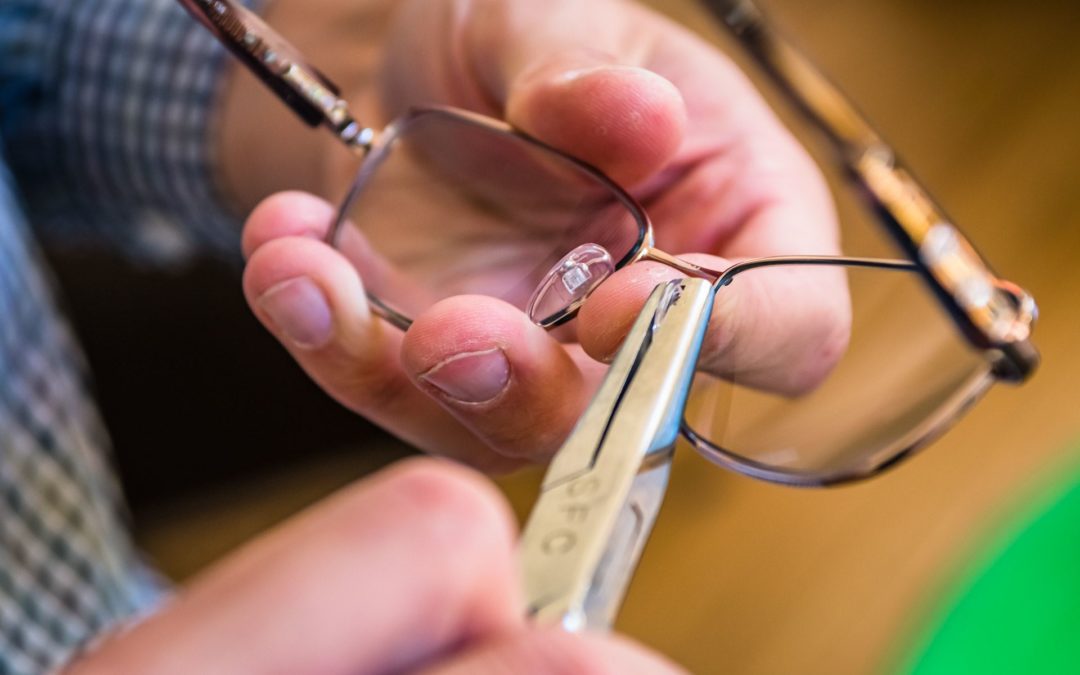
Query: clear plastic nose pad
[[527, 243, 615, 326]]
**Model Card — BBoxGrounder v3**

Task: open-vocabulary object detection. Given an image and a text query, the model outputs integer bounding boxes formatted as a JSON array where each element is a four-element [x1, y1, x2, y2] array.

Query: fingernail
[[257, 277, 333, 350], [420, 348, 510, 404]]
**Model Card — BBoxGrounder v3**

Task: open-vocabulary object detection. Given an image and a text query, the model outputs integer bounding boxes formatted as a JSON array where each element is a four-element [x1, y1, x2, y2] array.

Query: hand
[[238, 0, 846, 470], [63, 459, 682, 674]]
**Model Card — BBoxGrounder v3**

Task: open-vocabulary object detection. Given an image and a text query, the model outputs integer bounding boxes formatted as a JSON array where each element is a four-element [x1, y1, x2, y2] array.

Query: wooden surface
[[137, 1, 1080, 673]]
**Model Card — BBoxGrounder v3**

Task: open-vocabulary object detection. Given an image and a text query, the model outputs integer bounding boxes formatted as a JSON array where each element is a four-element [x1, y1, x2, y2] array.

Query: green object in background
[[901, 461, 1080, 674]]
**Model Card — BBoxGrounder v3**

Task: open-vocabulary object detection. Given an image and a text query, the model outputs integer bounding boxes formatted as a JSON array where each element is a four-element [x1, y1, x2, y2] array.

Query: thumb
[[504, 59, 686, 188], [383, 0, 686, 187], [475, 0, 687, 187]]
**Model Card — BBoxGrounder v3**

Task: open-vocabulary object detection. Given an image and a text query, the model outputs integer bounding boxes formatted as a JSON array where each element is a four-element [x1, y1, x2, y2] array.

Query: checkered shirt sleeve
[[0, 0, 261, 671], [1, 0, 258, 263], [0, 152, 160, 675]]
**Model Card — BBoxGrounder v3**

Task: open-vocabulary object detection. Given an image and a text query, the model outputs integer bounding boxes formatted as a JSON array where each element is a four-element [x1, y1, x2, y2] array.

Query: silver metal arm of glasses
[[177, 0, 373, 154], [700, 0, 1038, 380], [521, 277, 714, 631]]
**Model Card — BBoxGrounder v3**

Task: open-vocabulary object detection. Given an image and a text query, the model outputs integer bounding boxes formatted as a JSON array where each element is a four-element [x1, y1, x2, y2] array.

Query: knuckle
[[377, 458, 516, 550], [331, 348, 413, 413]]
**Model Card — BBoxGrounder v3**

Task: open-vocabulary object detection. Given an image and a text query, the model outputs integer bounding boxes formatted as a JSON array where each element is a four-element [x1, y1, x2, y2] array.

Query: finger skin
[[419, 628, 687, 675], [241, 190, 335, 260], [504, 63, 687, 188], [578, 254, 852, 396], [243, 193, 606, 469], [66, 459, 522, 675], [577, 261, 688, 364], [402, 295, 607, 463], [242, 195, 525, 472], [383, 0, 687, 188]]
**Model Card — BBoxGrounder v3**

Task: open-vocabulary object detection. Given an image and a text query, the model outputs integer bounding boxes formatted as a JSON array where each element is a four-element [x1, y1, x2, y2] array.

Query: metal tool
[[177, 0, 373, 153], [521, 277, 715, 631]]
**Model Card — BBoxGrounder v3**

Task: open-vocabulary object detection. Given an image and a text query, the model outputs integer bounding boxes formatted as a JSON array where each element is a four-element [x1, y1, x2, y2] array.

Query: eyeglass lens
[[684, 262, 993, 481], [334, 109, 647, 326]]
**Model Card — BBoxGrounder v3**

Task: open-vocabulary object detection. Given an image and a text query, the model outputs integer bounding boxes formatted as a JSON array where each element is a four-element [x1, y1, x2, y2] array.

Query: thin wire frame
[[178, 0, 1039, 485], [177, 0, 1038, 368], [333, 128, 1004, 484]]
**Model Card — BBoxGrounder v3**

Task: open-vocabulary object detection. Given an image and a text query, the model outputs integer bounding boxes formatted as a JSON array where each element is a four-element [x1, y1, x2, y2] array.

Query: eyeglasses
[[179, 0, 1038, 486]]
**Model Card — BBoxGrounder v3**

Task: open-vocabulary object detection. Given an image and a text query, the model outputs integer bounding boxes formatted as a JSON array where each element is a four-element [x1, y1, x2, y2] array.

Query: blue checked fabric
[[0, 0, 255, 671]]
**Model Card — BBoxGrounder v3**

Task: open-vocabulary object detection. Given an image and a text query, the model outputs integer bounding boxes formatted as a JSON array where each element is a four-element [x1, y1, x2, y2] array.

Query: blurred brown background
[[49, 0, 1080, 673]]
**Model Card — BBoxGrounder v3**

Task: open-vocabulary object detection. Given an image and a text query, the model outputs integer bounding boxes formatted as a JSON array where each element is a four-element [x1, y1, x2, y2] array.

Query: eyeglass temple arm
[[177, 0, 373, 154], [520, 277, 714, 631], [702, 0, 1038, 381]]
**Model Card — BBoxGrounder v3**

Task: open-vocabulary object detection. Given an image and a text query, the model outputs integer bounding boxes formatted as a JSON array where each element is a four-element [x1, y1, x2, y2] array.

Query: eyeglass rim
[[326, 104, 655, 332], [329, 126, 1023, 487], [180, 0, 1039, 403], [678, 255, 1000, 487]]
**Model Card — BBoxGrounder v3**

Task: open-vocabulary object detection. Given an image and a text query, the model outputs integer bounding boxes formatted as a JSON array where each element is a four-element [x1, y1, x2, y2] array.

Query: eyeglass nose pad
[[527, 243, 615, 327]]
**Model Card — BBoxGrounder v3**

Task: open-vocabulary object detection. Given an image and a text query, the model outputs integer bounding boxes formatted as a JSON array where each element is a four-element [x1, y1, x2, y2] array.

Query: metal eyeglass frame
[[178, 0, 1039, 486]]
